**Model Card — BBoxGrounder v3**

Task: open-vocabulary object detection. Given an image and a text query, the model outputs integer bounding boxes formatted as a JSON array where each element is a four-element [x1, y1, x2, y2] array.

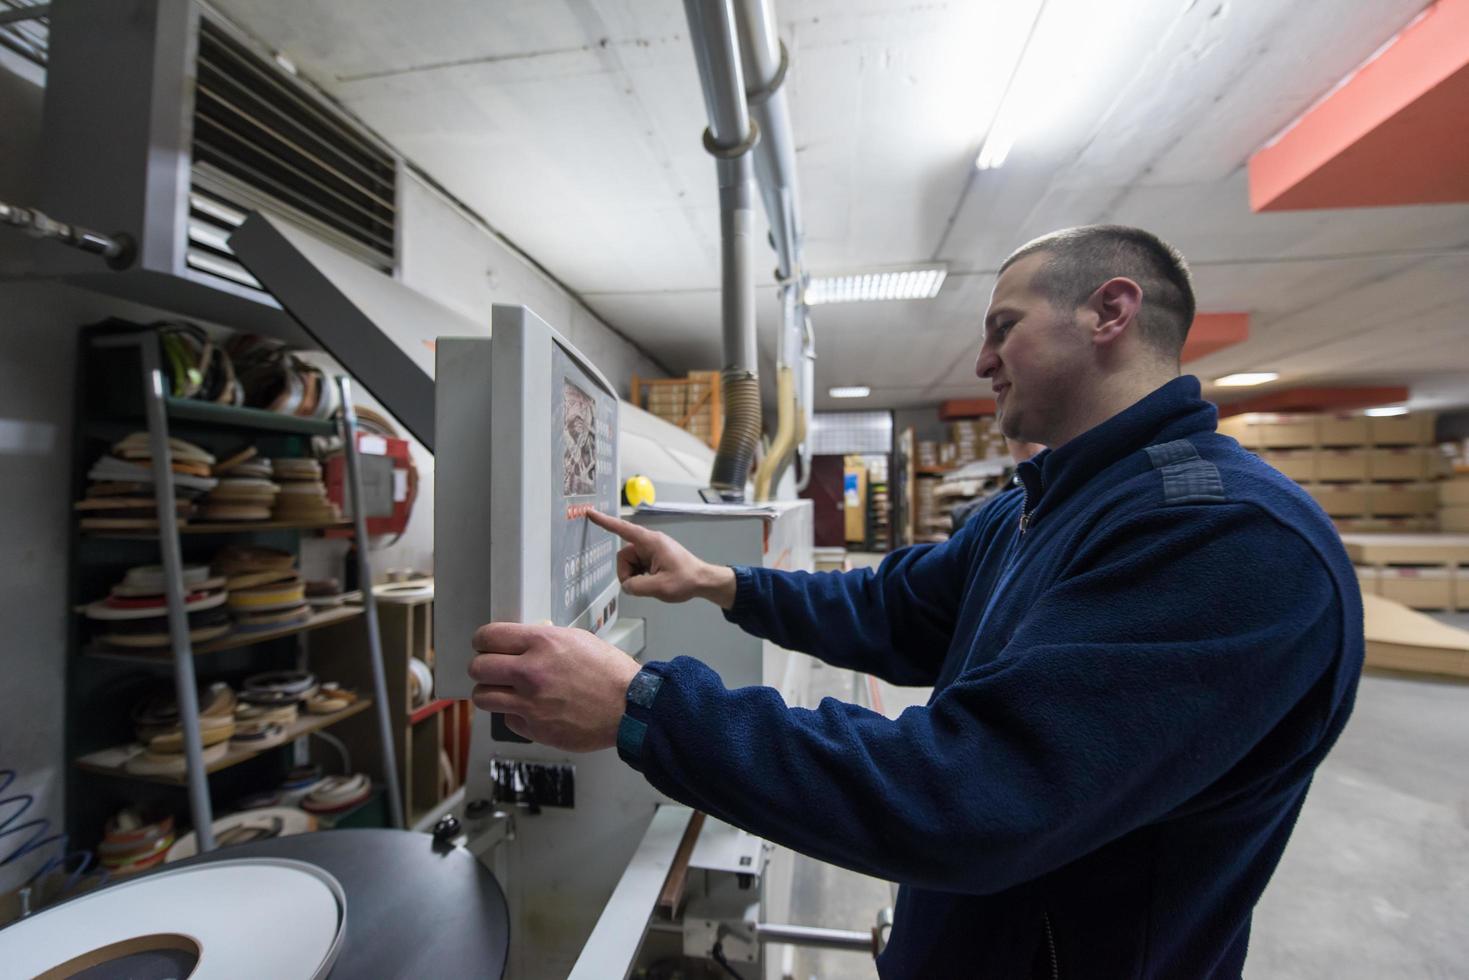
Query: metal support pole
[[754, 922, 875, 953], [336, 376, 405, 829], [134, 335, 215, 851]]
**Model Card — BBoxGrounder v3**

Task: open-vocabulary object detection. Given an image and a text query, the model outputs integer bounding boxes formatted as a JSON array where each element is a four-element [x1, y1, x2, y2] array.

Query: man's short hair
[[1000, 225, 1196, 357]]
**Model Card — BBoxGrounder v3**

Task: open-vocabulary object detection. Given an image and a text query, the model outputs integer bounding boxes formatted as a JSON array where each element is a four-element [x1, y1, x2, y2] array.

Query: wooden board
[[1362, 594, 1469, 679], [85, 606, 364, 661], [1340, 533, 1469, 565]]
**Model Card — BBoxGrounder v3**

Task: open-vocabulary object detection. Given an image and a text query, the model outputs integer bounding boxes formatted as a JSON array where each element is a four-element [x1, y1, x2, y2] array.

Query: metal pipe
[[136, 338, 215, 852], [755, 922, 875, 953], [732, 0, 816, 497], [0, 4, 50, 27], [795, 312, 815, 493], [732, 0, 801, 280], [684, 0, 763, 501], [0, 198, 134, 268], [337, 377, 406, 829]]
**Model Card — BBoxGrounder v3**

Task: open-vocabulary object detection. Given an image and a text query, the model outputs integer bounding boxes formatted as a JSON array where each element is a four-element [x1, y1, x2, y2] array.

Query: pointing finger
[[586, 509, 655, 545]]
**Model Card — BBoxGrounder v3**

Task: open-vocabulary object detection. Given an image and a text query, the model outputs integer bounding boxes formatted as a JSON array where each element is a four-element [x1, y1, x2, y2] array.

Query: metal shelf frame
[[83, 331, 404, 851]]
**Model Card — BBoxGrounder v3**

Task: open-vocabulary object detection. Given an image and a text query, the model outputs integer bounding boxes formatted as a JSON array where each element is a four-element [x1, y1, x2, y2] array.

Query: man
[[469, 225, 1363, 978]]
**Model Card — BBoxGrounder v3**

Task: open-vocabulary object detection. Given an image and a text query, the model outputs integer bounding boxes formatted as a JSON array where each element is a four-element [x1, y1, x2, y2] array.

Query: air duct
[[731, 0, 815, 499], [684, 0, 762, 501]]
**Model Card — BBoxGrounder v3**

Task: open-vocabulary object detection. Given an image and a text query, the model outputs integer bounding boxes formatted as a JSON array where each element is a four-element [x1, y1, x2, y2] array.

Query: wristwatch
[[616, 665, 665, 768]]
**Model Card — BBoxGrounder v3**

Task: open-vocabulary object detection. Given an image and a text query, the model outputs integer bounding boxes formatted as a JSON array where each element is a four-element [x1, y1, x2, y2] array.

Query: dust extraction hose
[[712, 369, 762, 496]]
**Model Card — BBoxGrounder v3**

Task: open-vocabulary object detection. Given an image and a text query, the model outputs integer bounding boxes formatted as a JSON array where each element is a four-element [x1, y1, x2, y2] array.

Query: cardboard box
[[1439, 480, 1469, 507], [1259, 449, 1315, 483], [1317, 449, 1368, 482], [1369, 412, 1435, 445], [1441, 506, 1469, 532], [1318, 415, 1370, 446], [1354, 565, 1379, 596], [1370, 484, 1438, 516], [1307, 484, 1369, 517], [1368, 448, 1435, 482], [1377, 567, 1452, 610], [1216, 414, 1258, 448], [1334, 517, 1438, 533], [1260, 416, 1319, 448]]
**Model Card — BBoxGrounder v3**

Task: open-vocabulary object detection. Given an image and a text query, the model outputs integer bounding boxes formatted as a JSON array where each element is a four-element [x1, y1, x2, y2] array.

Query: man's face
[[975, 252, 1090, 445]]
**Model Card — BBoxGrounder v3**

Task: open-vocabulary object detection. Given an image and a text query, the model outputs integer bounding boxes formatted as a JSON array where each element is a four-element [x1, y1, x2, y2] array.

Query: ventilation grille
[[189, 18, 396, 283], [0, 0, 49, 66]]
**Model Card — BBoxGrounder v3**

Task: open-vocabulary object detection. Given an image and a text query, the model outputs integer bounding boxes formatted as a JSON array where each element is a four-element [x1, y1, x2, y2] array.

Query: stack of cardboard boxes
[[1219, 411, 1444, 531], [946, 417, 1009, 466], [633, 371, 723, 449], [1440, 442, 1469, 532]]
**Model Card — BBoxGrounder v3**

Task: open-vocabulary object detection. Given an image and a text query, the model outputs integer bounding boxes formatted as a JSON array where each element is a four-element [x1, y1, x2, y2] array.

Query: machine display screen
[[550, 342, 619, 632]]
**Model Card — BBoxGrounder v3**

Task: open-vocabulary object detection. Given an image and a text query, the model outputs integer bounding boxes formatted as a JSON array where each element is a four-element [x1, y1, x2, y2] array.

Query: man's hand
[[469, 622, 641, 752], [586, 510, 737, 609]]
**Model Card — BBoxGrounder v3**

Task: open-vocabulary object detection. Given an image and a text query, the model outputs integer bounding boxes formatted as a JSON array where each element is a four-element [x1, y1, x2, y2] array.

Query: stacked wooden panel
[[1219, 411, 1444, 531]]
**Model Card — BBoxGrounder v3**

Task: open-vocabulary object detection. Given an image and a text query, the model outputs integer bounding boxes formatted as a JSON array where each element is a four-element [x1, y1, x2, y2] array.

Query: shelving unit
[[65, 325, 404, 856], [83, 520, 352, 537], [83, 606, 363, 661], [74, 699, 374, 784], [309, 589, 469, 828]]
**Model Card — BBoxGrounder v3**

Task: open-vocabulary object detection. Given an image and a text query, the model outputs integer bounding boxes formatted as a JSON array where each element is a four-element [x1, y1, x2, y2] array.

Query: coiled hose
[[711, 370, 763, 500], [1, 769, 93, 899]]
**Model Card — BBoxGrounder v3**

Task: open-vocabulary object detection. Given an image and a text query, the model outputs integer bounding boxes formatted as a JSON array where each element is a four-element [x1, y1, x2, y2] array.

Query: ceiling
[[209, 0, 1469, 413]]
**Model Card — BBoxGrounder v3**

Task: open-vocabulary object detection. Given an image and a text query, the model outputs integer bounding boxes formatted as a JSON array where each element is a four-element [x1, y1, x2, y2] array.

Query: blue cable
[[0, 769, 94, 895]]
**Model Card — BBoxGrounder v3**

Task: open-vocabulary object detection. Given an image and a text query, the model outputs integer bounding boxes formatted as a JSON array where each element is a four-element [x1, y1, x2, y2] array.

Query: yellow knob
[[623, 474, 656, 507]]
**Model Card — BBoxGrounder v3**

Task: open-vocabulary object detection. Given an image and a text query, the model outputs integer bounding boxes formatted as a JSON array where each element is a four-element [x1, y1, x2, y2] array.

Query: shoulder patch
[[1144, 438, 1226, 504]]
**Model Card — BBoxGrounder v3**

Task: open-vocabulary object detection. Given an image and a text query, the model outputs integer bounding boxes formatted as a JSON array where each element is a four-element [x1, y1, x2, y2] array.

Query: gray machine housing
[[435, 304, 621, 703]]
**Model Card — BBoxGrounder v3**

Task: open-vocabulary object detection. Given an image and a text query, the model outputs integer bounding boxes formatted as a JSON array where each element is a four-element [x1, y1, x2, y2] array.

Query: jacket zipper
[[1043, 911, 1059, 980], [1019, 473, 1040, 535]]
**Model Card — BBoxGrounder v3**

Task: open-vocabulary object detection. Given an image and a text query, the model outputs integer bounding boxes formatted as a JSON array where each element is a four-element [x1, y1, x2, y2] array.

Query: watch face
[[626, 668, 663, 709]]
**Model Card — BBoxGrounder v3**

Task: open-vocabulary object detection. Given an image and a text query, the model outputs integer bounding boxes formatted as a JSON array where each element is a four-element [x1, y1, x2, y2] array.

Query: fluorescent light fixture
[[828, 386, 872, 399], [1365, 405, 1409, 417], [806, 265, 947, 306], [975, 0, 1123, 171], [1214, 372, 1279, 387]]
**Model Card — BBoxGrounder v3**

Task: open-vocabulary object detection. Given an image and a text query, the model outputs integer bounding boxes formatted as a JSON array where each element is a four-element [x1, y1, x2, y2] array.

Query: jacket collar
[[1014, 375, 1218, 522]]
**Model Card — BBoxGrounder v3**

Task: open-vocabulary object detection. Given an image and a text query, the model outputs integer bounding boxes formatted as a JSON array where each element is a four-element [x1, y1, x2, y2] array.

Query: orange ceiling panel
[[939, 398, 997, 421], [1215, 386, 1409, 417], [1181, 313, 1249, 363], [1249, 0, 1469, 211]]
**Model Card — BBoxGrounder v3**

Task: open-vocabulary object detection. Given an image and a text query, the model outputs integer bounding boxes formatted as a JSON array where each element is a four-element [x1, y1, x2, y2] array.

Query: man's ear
[[1087, 277, 1143, 348]]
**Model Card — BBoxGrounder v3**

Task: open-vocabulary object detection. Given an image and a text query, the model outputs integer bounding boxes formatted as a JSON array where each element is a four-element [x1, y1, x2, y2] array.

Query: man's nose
[[975, 345, 998, 380]]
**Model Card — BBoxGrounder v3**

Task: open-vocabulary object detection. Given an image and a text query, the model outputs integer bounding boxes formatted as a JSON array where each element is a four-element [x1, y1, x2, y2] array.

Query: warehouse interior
[[1, 0, 1467, 977]]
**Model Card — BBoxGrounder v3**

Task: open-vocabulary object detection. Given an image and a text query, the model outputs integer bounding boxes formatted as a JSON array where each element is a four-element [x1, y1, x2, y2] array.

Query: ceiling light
[[805, 266, 947, 305], [1365, 405, 1409, 417], [828, 386, 871, 399], [975, 0, 1123, 171], [1214, 372, 1279, 387]]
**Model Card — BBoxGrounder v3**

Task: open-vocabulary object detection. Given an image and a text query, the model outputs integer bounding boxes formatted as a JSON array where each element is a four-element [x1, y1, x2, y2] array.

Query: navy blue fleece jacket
[[617, 376, 1363, 978]]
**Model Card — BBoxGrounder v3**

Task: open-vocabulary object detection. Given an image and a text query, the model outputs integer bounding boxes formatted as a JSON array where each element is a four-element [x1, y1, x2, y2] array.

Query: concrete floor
[[772, 581, 1469, 979]]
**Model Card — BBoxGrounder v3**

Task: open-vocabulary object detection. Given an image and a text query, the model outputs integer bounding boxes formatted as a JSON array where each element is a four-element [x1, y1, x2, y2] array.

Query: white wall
[[0, 38, 665, 893]]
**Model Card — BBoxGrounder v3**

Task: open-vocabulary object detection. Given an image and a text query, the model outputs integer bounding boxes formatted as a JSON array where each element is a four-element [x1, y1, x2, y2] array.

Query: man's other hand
[[468, 622, 641, 752], [586, 510, 737, 609]]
